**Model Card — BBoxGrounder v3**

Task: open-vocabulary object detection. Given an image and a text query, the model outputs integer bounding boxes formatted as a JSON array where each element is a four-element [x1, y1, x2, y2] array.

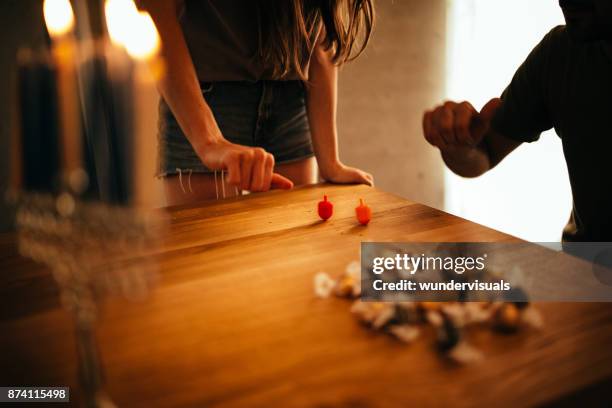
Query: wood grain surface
[[1, 184, 612, 407]]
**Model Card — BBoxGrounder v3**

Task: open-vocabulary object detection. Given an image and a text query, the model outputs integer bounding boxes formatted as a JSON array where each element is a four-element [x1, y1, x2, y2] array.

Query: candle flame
[[104, 0, 138, 46], [43, 0, 75, 37], [124, 11, 161, 61], [104, 0, 160, 60]]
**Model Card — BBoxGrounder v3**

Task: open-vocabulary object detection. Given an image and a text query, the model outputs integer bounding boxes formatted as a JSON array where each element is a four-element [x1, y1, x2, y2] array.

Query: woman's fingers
[[239, 150, 254, 190], [224, 150, 242, 186], [270, 173, 294, 190], [357, 170, 374, 186], [351, 168, 374, 186], [209, 142, 290, 192], [218, 145, 279, 192], [249, 148, 267, 192], [261, 154, 274, 192], [324, 165, 374, 186]]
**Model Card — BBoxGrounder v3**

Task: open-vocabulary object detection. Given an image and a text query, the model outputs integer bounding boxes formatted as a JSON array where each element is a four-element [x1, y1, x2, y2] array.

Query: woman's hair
[[258, 0, 375, 80]]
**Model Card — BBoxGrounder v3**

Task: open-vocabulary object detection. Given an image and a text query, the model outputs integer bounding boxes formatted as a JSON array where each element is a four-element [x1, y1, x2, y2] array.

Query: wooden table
[[2, 184, 612, 407]]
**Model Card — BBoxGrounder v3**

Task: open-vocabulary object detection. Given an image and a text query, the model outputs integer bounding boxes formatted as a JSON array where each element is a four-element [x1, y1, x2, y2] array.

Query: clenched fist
[[423, 98, 501, 149]]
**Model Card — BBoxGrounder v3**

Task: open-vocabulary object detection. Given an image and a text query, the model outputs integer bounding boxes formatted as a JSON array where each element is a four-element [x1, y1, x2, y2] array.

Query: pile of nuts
[[314, 261, 543, 364]]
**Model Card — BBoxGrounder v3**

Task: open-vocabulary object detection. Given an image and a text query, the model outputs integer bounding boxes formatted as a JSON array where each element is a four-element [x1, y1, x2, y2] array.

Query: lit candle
[[120, 7, 163, 208], [83, 0, 139, 205], [132, 12, 163, 208], [43, 0, 87, 194], [82, 0, 163, 207], [104, 0, 163, 207]]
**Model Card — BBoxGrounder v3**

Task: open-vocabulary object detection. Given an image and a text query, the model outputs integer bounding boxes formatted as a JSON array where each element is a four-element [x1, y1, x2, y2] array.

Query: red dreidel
[[355, 198, 372, 225], [318, 195, 334, 221]]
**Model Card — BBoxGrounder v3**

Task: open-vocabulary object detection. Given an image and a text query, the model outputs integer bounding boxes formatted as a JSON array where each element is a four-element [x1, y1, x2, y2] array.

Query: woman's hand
[[195, 139, 294, 192], [144, 0, 292, 194], [320, 161, 374, 186]]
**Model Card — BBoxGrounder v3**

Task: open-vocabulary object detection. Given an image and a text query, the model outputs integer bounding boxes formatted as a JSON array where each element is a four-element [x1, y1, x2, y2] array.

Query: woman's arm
[[142, 0, 292, 192], [305, 38, 374, 186]]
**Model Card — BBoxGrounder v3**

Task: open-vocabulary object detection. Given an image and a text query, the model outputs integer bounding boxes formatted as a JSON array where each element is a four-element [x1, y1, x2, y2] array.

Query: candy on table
[[355, 198, 372, 225], [314, 261, 362, 299], [318, 195, 333, 221], [314, 272, 336, 298], [314, 260, 544, 364], [491, 301, 543, 332], [335, 260, 361, 298], [388, 324, 420, 343], [493, 303, 521, 333], [447, 342, 484, 364], [436, 313, 462, 352]]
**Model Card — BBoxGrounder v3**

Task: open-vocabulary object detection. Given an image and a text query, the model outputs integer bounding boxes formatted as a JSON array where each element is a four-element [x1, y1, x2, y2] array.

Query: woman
[[143, 0, 375, 205]]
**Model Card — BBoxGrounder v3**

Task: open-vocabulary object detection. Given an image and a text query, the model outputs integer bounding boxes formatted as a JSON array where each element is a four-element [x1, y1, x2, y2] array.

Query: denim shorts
[[157, 81, 315, 176]]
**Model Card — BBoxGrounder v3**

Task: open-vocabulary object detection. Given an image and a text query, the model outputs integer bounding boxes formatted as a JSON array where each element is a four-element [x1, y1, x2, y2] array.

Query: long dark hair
[[258, 0, 375, 80]]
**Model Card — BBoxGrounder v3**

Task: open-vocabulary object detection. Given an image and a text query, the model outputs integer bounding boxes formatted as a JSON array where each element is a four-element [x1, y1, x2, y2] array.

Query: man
[[423, 0, 612, 241]]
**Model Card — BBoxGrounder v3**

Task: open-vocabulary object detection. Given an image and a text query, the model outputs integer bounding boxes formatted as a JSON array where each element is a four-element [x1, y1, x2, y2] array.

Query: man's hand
[[423, 98, 501, 150], [422, 98, 520, 178], [195, 140, 294, 192]]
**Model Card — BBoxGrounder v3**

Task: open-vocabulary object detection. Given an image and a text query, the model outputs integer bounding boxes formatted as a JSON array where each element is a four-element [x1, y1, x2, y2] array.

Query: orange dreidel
[[355, 198, 372, 225], [318, 195, 334, 221]]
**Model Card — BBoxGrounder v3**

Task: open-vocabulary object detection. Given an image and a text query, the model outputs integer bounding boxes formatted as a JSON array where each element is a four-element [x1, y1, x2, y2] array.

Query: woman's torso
[[179, 0, 319, 82]]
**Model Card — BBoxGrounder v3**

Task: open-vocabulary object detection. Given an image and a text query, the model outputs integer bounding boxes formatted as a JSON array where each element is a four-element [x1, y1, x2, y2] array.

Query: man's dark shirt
[[491, 26, 612, 242]]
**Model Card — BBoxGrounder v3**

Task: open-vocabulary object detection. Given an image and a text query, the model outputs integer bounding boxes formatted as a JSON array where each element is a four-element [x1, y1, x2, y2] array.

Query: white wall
[[445, 0, 572, 241], [338, 0, 447, 209]]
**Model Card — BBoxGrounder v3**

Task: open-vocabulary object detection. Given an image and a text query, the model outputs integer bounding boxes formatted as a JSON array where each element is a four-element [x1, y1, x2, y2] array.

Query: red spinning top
[[318, 195, 333, 221], [355, 198, 372, 225]]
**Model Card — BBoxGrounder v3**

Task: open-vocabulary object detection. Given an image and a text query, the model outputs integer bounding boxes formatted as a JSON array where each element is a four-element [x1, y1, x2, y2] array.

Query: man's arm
[[423, 28, 560, 178]]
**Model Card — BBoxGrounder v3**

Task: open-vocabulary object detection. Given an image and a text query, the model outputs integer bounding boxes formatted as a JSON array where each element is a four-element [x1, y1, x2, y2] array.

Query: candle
[[77, 48, 102, 201], [105, 47, 134, 206], [16, 49, 62, 193], [97, 0, 160, 207], [10, 53, 25, 194], [43, 0, 87, 194], [120, 8, 163, 208], [85, 41, 134, 204], [355, 198, 372, 225], [78, 48, 111, 202]]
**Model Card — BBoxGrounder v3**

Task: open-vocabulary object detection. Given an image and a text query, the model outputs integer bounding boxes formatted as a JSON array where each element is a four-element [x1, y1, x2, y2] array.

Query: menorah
[[9, 0, 167, 406], [13, 190, 164, 407]]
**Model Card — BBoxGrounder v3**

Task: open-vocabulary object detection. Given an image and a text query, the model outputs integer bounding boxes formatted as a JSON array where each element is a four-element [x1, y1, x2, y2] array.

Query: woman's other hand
[[320, 162, 374, 186]]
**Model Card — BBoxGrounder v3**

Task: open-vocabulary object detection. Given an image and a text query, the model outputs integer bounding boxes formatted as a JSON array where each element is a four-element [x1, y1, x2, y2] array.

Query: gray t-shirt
[[179, 0, 319, 82], [491, 26, 612, 242]]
